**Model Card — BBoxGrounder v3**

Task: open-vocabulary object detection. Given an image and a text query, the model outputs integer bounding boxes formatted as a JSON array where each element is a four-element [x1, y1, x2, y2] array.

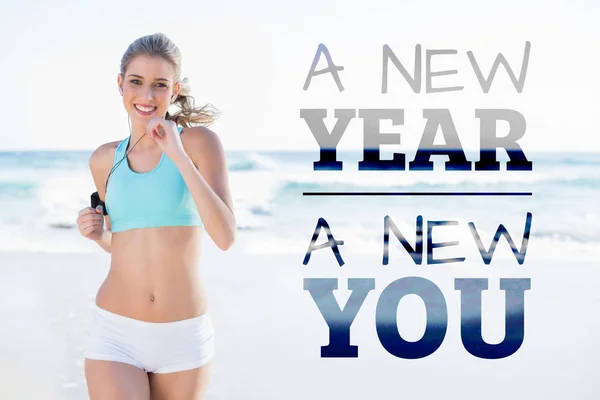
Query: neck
[[129, 118, 156, 151]]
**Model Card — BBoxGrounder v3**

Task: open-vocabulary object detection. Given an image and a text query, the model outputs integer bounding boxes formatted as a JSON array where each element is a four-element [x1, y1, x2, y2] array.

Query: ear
[[173, 80, 181, 99], [117, 73, 124, 94]]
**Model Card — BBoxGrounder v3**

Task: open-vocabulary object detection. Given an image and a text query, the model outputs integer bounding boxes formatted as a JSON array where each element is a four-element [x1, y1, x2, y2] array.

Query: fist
[[76, 205, 105, 241]]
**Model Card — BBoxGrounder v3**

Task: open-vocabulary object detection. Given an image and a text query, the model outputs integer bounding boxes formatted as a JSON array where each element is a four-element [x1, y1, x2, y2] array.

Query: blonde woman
[[76, 33, 235, 399]]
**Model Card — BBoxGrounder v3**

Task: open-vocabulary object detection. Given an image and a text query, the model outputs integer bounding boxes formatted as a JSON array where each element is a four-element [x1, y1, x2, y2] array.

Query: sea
[[0, 149, 598, 263]]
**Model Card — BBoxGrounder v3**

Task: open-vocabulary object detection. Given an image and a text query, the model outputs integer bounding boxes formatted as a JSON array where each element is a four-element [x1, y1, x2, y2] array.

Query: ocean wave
[[0, 181, 38, 197], [228, 153, 279, 171], [532, 230, 600, 245], [49, 223, 76, 229], [249, 205, 272, 216], [546, 177, 600, 188], [0, 151, 90, 169], [276, 172, 600, 194], [537, 154, 600, 167]]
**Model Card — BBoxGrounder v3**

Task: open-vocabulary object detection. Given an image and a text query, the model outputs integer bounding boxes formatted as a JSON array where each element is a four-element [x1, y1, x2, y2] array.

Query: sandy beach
[[0, 231, 598, 399]]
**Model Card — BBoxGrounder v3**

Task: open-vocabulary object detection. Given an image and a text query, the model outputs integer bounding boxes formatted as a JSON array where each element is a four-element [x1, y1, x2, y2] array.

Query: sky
[[0, 0, 598, 152]]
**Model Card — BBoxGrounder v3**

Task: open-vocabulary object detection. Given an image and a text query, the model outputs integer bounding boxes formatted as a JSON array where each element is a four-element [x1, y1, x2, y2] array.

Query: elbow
[[212, 213, 236, 251], [217, 229, 236, 251], [217, 240, 234, 251]]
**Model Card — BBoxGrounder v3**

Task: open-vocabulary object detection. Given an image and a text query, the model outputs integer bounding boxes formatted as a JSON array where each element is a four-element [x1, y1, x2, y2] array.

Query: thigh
[[85, 358, 151, 400], [149, 361, 212, 400]]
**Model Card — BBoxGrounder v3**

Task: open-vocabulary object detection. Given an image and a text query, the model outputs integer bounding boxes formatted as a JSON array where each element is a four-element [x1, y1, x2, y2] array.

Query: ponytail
[[166, 77, 220, 127]]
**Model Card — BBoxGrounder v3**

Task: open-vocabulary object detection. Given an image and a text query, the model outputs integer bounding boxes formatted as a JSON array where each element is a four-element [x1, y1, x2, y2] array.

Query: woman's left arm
[[174, 126, 236, 250]]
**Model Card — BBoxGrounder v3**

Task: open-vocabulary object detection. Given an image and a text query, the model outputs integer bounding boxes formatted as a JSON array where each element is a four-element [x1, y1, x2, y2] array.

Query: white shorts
[[84, 305, 215, 374]]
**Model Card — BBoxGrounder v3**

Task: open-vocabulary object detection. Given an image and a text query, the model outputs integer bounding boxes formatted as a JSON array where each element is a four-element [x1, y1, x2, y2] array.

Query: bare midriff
[[95, 226, 207, 322]]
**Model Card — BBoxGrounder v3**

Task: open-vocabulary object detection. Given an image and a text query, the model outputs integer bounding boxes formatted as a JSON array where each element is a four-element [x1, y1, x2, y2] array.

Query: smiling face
[[118, 55, 180, 124]]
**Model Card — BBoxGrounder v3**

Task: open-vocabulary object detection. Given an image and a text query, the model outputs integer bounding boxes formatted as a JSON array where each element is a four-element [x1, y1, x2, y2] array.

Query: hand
[[76, 205, 105, 241], [146, 118, 188, 164]]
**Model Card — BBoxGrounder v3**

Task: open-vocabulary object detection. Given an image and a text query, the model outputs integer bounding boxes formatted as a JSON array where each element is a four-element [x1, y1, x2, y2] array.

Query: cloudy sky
[[0, 0, 598, 152]]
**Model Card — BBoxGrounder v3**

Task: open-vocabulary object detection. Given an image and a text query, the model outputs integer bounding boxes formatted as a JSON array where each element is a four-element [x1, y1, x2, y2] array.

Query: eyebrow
[[127, 74, 170, 82]]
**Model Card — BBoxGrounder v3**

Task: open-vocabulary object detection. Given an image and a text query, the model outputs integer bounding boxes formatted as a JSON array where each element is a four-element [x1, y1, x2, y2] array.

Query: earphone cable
[[104, 115, 147, 192]]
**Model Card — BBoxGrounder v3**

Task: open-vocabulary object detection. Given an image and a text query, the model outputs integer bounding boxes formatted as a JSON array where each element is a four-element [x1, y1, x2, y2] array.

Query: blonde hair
[[120, 32, 220, 127]]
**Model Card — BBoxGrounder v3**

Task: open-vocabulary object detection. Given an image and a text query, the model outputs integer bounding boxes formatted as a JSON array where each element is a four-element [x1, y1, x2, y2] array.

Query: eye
[[128, 80, 167, 88]]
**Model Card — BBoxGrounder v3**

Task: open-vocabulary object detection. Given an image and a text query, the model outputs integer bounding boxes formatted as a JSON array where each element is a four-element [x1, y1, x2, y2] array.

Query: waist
[[97, 273, 208, 322], [99, 226, 206, 322]]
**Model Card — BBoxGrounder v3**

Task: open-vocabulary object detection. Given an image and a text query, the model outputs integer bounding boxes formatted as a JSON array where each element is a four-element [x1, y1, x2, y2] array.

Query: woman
[[75, 32, 235, 399]]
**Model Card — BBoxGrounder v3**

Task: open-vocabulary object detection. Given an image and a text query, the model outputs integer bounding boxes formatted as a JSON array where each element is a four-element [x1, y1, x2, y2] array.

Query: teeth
[[135, 105, 156, 112]]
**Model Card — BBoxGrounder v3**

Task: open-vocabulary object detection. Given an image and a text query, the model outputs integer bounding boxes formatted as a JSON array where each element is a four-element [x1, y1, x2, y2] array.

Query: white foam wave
[[278, 166, 600, 190], [228, 152, 281, 171]]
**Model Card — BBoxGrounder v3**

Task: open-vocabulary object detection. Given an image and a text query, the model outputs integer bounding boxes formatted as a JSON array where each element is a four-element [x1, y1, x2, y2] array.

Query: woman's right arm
[[89, 143, 117, 253]]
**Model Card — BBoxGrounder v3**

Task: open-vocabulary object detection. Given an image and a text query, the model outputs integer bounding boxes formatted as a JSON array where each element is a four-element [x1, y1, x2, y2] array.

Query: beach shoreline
[[1, 240, 598, 399]]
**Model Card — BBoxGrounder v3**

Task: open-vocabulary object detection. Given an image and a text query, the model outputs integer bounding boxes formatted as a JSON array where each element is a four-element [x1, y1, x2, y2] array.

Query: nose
[[141, 86, 154, 101]]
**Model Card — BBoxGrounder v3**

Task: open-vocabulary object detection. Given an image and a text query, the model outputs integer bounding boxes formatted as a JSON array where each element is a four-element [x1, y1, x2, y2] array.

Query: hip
[[84, 304, 215, 374]]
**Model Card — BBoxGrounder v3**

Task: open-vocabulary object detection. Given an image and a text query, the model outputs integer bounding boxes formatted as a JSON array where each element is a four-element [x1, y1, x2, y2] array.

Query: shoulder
[[181, 125, 222, 148], [181, 126, 225, 165], [88, 140, 121, 201], [89, 140, 121, 173]]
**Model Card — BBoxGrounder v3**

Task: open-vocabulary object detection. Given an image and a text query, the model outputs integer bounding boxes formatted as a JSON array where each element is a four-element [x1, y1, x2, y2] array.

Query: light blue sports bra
[[105, 126, 203, 233]]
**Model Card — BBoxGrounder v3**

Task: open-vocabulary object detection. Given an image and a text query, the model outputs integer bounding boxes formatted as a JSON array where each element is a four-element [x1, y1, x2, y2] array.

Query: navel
[[149, 293, 155, 303]]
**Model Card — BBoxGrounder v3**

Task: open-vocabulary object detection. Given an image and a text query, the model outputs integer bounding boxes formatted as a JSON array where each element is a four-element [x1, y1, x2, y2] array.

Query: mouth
[[134, 104, 157, 115]]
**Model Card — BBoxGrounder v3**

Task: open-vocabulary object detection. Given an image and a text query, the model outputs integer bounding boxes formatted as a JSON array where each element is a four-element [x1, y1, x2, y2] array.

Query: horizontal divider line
[[302, 192, 532, 196]]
